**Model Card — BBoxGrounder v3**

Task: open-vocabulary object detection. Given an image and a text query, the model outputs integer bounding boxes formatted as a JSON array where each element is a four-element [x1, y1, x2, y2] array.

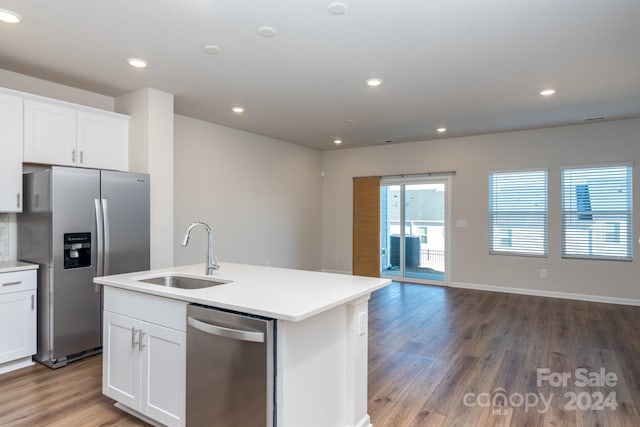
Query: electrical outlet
[[540, 269, 548, 279], [358, 312, 366, 336]]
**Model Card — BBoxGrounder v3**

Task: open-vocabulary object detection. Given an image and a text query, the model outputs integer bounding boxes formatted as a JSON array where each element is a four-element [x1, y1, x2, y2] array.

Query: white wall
[[173, 115, 323, 271], [0, 68, 114, 110], [321, 118, 640, 302], [115, 89, 175, 269]]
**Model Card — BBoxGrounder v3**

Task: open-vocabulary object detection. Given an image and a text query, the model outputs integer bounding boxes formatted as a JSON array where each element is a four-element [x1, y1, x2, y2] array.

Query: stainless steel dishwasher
[[186, 304, 275, 427]]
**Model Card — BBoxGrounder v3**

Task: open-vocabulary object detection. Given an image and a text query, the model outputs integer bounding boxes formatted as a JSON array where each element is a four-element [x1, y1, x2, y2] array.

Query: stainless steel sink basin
[[137, 274, 229, 289]]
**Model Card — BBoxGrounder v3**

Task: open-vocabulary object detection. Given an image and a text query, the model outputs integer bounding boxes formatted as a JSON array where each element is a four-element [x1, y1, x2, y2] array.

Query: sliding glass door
[[380, 177, 449, 284]]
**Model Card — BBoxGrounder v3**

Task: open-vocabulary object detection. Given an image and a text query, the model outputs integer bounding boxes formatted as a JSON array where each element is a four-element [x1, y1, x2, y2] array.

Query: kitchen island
[[95, 262, 391, 427]]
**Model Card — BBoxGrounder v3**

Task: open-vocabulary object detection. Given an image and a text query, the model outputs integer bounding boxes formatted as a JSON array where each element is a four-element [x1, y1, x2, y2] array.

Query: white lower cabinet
[[103, 287, 186, 427], [0, 269, 37, 374]]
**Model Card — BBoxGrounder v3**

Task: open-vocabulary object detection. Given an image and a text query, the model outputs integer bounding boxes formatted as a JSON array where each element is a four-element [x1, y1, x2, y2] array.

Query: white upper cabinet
[[22, 95, 129, 171], [77, 111, 129, 171], [24, 99, 77, 167], [0, 92, 24, 212]]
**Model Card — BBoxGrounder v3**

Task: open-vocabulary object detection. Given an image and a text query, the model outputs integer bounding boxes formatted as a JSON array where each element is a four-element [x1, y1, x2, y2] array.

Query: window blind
[[562, 165, 632, 261], [489, 170, 548, 256]]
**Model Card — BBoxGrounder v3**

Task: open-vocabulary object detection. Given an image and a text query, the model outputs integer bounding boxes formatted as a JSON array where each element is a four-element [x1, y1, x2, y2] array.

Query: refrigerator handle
[[102, 198, 111, 276], [95, 199, 104, 277]]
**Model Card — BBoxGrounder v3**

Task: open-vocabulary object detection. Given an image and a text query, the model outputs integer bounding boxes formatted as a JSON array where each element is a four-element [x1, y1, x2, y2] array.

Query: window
[[500, 229, 513, 247], [418, 226, 428, 244], [562, 164, 632, 260], [489, 170, 548, 256], [605, 222, 621, 243]]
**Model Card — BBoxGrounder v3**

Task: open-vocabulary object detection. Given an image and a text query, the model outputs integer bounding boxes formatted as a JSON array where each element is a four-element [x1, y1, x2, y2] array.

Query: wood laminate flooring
[[1, 281, 639, 426], [368, 282, 640, 426]]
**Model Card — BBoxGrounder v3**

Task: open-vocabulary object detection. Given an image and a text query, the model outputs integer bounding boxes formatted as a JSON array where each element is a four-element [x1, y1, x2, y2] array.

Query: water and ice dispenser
[[63, 233, 91, 269]]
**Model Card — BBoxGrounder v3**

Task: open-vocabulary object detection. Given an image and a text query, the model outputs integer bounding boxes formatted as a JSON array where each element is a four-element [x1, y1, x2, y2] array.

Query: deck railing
[[420, 249, 444, 265]]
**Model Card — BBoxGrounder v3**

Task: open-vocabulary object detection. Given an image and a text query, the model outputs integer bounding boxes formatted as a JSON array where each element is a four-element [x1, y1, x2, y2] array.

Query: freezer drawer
[[186, 304, 274, 427]]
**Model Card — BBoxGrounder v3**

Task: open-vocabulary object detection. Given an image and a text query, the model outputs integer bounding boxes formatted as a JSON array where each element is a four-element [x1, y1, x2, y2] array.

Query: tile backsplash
[[0, 213, 9, 261]]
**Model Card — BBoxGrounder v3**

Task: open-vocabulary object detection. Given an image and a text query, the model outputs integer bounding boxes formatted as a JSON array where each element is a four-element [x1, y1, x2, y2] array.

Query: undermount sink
[[137, 274, 230, 289]]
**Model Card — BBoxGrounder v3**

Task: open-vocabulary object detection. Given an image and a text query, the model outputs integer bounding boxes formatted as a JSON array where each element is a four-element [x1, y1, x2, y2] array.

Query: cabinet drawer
[[0, 270, 37, 295], [104, 287, 187, 332]]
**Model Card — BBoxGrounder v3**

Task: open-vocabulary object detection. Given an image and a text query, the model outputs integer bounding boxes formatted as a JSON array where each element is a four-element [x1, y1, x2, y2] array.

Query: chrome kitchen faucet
[[181, 221, 219, 275]]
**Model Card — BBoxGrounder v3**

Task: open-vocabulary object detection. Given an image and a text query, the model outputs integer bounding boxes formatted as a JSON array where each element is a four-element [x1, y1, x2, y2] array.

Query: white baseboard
[[451, 281, 640, 307], [114, 403, 163, 427], [354, 414, 372, 427], [0, 356, 34, 375]]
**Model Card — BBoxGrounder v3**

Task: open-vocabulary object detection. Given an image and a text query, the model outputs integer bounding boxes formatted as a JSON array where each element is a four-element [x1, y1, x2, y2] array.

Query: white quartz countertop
[[95, 262, 391, 322], [0, 260, 39, 274]]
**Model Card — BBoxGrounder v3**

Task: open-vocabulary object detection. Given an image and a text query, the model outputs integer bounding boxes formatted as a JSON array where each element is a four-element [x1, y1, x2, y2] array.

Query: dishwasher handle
[[188, 316, 265, 343]]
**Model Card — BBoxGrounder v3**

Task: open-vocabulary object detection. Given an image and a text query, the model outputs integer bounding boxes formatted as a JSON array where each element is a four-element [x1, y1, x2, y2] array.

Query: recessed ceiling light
[[0, 9, 22, 24], [437, 127, 447, 133], [258, 26, 277, 37], [334, 139, 343, 145], [366, 78, 383, 87], [232, 107, 245, 114], [540, 88, 556, 96], [328, 2, 348, 15], [127, 58, 148, 68], [203, 45, 222, 55]]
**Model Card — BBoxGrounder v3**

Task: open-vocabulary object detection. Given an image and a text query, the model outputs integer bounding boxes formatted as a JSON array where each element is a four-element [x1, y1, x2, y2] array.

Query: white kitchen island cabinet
[[103, 286, 186, 427], [0, 262, 38, 375], [96, 262, 390, 427]]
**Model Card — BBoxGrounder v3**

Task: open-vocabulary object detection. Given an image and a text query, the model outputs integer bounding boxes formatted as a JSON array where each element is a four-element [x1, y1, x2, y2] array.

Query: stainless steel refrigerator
[[19, 166, 150, 368]]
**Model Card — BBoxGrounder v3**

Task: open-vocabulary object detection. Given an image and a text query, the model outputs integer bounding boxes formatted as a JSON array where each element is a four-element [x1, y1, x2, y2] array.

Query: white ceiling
[[1, 0, 639, 150]]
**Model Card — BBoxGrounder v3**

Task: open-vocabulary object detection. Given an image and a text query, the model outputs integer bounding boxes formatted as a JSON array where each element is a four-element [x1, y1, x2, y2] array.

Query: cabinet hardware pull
[[80, 150, 84, 164], [139, 331, 146, 351], [31, 294, 34, 310], [1, 281, 21, 287], [16, 193, 20, 209], [72, 149, 76, 163], [188, 316, 265, 343], [131, 327, 139, 349]]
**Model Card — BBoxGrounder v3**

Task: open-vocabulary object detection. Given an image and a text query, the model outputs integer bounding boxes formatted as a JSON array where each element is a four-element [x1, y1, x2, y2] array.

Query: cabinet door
[[103, 311, 139, 409], [24, 99, 77, 166], [77, 111, 128, 171], [0, 92, 23, 212], [140, 322, 185, 427], [0, 290, 36, 364]]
